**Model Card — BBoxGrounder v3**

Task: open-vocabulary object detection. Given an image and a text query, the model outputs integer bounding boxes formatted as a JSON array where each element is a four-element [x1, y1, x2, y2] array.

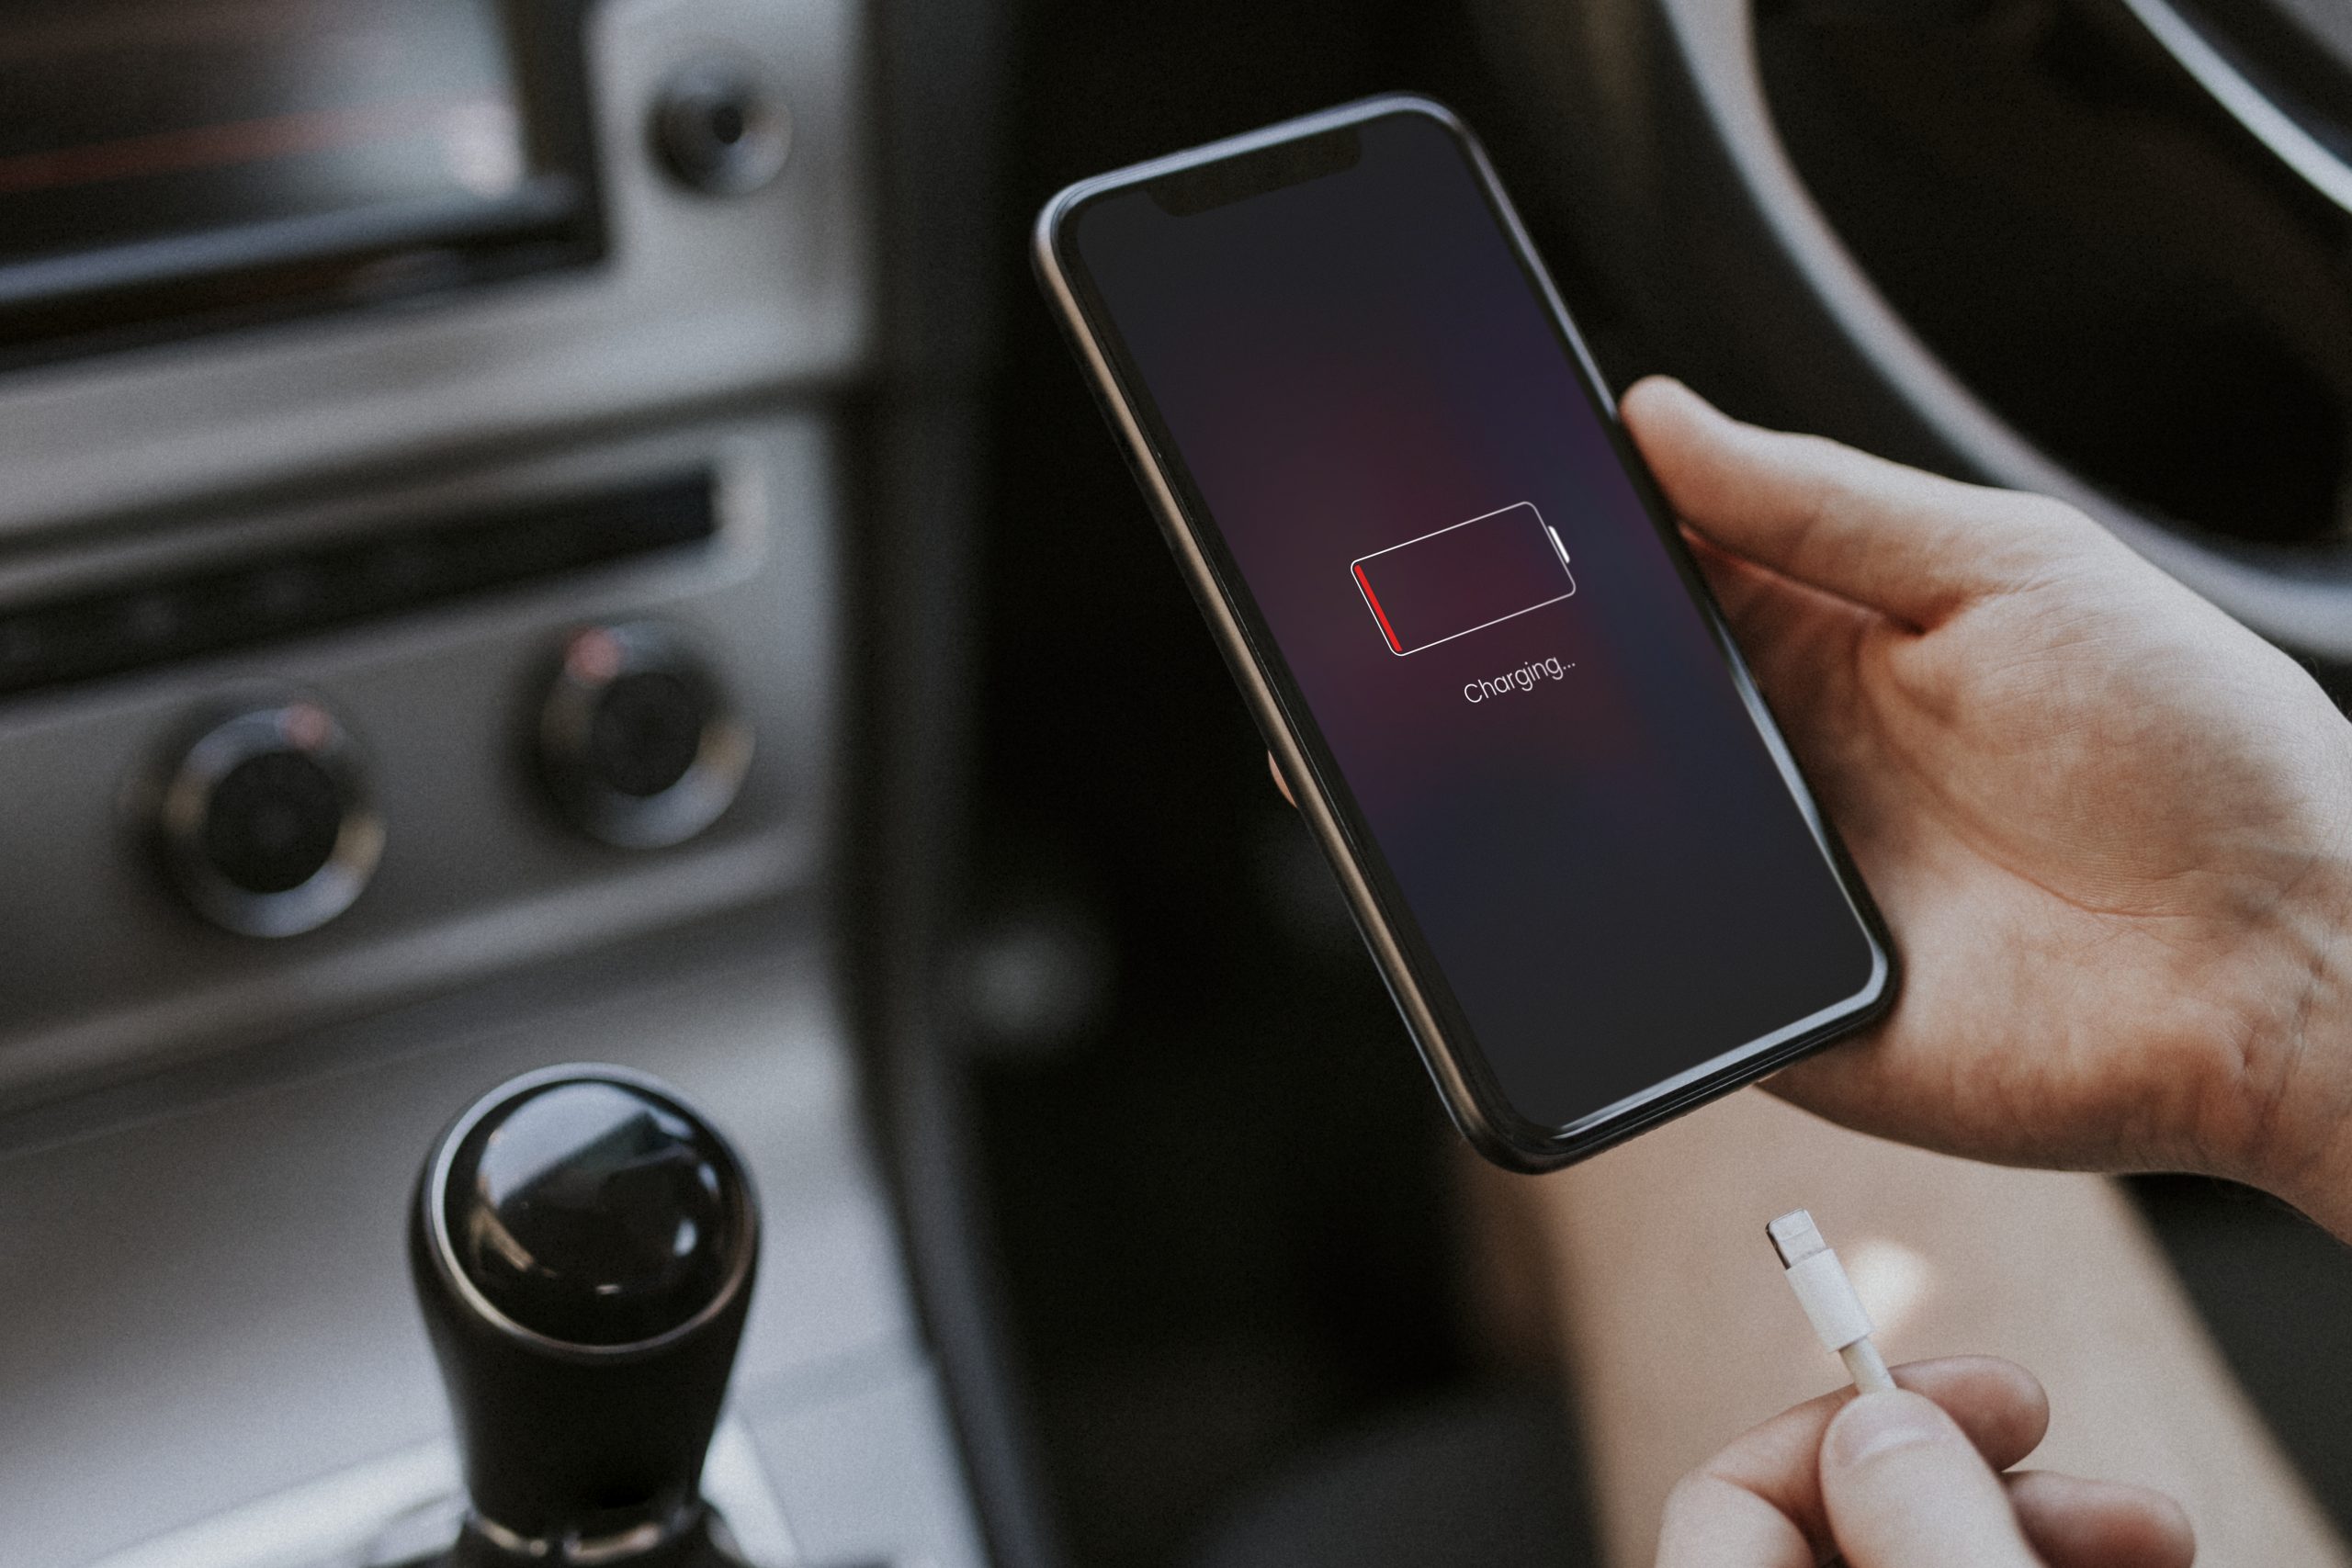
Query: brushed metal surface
[[0, 925, 979, 1568], [0, 413, 835, 1104], [0, 0, 871, 536]]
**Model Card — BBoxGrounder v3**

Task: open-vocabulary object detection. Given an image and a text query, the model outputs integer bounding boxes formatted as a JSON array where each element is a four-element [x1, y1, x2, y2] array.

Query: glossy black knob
[[412, 1066, 760, 1562], [538, 623, 752, 849], [158, 700, 381, 936]]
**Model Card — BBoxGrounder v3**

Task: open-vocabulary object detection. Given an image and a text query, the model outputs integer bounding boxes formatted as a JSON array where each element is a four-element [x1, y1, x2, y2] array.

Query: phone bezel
[[1033, 94, 1896, 1170]]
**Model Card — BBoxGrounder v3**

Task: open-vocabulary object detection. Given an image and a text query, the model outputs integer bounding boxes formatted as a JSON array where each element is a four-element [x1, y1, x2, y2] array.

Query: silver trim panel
[[0, 414, 835, 1106], [1, 927, 982, 1568], [0, 0, 871, 536]]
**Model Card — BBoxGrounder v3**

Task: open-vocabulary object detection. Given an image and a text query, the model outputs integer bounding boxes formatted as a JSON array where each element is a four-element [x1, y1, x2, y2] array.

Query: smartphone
[[1034, 96, 1895, 1170]]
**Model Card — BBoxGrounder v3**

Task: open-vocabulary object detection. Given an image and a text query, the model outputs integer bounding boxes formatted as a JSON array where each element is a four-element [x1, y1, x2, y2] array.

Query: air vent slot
[[0, 471, 717, 698]]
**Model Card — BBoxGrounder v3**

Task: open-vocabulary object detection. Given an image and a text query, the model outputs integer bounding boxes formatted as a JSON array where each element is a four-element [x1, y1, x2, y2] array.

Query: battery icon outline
[[1349, 502, 1577, 657]]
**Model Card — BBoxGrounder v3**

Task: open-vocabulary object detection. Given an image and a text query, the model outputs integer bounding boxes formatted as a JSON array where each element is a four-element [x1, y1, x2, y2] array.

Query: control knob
[[538, 622, 752, 849], [156, 698, 381, 937], [652, 60, 792, 197]]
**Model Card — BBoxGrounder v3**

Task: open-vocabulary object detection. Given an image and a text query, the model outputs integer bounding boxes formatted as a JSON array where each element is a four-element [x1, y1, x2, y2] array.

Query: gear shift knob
[[410, 1065, 760, 1564]]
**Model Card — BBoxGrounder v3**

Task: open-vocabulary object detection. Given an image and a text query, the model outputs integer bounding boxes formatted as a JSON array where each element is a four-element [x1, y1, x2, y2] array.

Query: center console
[[0, 2, 997, 1563]]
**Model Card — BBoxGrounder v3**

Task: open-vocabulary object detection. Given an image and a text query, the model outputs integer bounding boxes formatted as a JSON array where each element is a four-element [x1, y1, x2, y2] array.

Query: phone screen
[[1057, 107, 1884, 1137]]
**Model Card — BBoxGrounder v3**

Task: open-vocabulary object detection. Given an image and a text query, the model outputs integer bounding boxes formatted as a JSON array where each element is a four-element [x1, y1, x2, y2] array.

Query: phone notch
[[1147, 126, 1362, 217]]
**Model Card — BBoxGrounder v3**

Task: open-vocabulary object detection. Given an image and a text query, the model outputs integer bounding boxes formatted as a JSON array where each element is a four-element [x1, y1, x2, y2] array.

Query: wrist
[[2213, 840, 2352, 1241]]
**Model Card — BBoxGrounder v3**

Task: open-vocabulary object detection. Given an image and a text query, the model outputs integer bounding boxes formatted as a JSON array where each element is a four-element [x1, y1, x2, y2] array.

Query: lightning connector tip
[[1767, 1208, 1826, 1268]]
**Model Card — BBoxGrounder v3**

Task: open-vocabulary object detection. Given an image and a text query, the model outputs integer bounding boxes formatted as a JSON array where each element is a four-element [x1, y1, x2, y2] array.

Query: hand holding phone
[[1620, 376, 2352, 1229], [1035, 97, 1893, 1168]]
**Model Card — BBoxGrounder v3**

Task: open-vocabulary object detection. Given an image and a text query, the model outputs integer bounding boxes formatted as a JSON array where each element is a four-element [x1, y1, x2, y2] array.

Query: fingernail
[[1826, 1391, 1949, 1468]]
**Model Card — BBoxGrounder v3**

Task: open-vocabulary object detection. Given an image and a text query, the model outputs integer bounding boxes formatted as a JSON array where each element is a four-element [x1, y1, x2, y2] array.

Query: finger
[[2008, 1471, 2196, 1568], [1623, 376, 2094, 627], [1679, 1357, 2046, 1553], [1820, 1389, 2041, 1568], [1682, 526, 1873, 736], [1266, 750, 1295, 807], [1655, 1471, 1814, 1568]]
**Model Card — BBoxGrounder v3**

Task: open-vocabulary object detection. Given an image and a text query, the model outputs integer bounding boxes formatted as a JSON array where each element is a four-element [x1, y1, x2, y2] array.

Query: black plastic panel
[[0, 471, 716, 698]]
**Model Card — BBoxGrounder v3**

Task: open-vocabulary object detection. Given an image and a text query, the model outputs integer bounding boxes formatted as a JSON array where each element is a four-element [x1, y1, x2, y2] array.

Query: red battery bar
[[1350, 502, 1575, 656]]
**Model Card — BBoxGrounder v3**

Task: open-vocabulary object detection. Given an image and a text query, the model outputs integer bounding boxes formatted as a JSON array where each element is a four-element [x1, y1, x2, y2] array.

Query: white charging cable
[[1767, 1208, 1894, 1394]]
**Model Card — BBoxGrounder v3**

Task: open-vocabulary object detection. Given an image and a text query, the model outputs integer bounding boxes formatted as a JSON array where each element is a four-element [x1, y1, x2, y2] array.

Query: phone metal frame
[[1033, 94, 1895, 1170]]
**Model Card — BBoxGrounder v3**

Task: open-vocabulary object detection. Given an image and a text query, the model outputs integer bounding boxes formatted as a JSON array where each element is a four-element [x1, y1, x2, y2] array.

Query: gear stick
[[409, 1065, 762, 1567]]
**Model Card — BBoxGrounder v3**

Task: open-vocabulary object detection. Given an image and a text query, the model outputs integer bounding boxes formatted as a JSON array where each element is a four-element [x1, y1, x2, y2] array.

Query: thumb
[[1620, 375, 2097, 629], [1821, 1390, 2043, 1568]]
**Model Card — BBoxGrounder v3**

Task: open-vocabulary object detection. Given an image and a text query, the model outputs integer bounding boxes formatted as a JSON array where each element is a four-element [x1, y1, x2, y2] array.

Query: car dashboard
[[0, 2, 998, 1562]]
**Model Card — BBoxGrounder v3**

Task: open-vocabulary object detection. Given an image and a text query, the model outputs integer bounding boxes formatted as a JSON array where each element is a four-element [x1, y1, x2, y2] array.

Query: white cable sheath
[[1784, 1247, 1874, 1350], [1839, 1337, 1894, 1394]]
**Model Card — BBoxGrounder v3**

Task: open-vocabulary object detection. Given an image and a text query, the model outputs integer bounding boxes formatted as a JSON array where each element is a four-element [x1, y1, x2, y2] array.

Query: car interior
[[6, 1, 2352, 1565]]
